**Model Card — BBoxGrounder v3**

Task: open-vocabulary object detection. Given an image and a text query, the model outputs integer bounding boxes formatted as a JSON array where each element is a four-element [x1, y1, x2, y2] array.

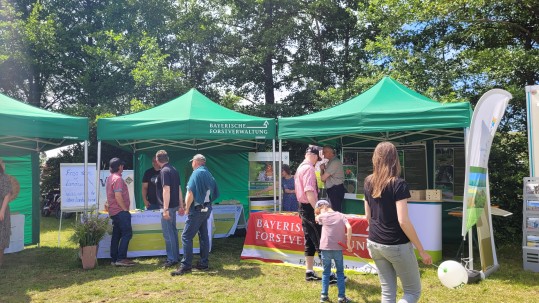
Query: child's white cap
[[315, 200, 330, 208]]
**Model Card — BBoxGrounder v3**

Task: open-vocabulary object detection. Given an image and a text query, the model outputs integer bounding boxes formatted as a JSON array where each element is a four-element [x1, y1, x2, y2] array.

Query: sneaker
[[329, 273, 348, 285], [171, 266, 192, 276], [115, 259, 135, 267], [195, 262, 209, 271], [111, 261, 117, 266], [338, 297, 351, 303], [163, 260, 178, 268], [320, 295, 329, 302], [305, 271, 322, 281]]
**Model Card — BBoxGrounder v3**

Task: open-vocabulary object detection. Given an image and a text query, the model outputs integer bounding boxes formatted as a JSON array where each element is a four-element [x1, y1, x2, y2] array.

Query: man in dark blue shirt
[[156, 150, 183, 268], [172, 154, 219, 276]]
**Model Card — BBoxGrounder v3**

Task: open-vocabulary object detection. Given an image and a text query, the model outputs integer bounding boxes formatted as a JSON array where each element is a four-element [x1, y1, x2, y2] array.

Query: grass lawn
[[1, 216, 538, 302]]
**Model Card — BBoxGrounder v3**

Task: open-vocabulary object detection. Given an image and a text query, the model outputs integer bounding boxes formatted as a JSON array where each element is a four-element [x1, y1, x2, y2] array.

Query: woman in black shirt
[[364, 142, 432, 303]]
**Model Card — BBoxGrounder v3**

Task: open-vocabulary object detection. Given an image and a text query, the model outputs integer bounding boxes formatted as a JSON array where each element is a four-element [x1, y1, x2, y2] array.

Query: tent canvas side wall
[[136, 151, 249, 215], [0, 92, 89, 245]]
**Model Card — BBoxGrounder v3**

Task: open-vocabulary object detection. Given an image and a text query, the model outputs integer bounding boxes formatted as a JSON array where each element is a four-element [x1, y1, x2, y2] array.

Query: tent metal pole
[[463, 127, 473, 270], [96, 141, 102, 212], [84, 140, 88, 215], [279, 139, 283, 213], [273, 139, 277, 212]]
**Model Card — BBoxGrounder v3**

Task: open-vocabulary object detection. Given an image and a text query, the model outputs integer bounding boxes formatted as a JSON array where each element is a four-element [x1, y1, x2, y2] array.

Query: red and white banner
[[240, 212, 374, 273]]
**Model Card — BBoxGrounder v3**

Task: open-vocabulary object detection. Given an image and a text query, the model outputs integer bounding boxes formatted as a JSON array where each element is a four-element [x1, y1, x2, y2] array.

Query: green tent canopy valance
[[278, 76, 472, 147], [0, 93, 89, 245], [0, 93, 89, 156], [97, 89, 276, 152]]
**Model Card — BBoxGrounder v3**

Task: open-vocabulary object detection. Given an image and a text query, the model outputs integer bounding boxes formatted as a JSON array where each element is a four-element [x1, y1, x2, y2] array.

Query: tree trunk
[[263, 53, 275, 105]]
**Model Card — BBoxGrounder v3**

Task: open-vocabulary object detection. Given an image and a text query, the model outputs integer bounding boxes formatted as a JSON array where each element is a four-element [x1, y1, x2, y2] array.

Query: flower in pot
[[69, 212, 111, 269]]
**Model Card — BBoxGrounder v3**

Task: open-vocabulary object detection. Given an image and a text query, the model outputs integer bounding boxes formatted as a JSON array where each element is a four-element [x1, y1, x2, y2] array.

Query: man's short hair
[[323, 145, 335, 154], [190, 154, 206, 163], [156, 150, 169, 164], [109, 157, 125, 173]]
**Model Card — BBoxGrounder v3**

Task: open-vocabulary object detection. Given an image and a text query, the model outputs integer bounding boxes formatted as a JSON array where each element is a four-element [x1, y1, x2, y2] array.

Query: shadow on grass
[[0, 245, 158, 303], [346, 277, 381, 303]]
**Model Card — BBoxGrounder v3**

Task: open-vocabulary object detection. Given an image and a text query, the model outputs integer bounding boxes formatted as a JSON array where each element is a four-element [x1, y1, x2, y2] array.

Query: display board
[[523, 177, 539, 272], [248, 152, 289, 197], [60, 163, 97, 211], [434, 143, 465, 200], [343, 144, 427, 195], [60, 163, 136, 212], [97, 170, 136, 211]]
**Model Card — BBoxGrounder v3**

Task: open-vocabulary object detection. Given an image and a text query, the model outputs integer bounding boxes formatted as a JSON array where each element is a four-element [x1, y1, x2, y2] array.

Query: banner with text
[[462, 89, 511, 235], [97, 211, 213, 258], [240, 212, 375, 273]]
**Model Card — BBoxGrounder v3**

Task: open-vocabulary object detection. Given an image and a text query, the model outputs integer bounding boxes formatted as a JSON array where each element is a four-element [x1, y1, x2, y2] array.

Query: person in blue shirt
[[171, 154, 219, 276]]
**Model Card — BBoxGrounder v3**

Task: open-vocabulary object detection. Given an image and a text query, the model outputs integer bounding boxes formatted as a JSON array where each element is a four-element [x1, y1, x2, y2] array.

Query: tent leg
[[58, 211, 63, 247], [96, 141, 102, 211], [467, 229, 473, 270], [272, 139, 277, 212], [279, 139, 283, 213], [84, 140, 88, 215]]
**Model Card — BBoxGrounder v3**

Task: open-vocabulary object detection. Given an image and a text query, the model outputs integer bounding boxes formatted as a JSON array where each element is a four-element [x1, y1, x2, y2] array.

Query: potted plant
[[69, 212, 110, 269]]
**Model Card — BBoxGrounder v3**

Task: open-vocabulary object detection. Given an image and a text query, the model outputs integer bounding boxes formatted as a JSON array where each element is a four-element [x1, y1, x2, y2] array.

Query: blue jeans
[[367, 239, 421, 303], [180, 206, 211, 269], [161, 207, 179, 263], [321, 250, 346, 299], [110, 211, 132, 262]]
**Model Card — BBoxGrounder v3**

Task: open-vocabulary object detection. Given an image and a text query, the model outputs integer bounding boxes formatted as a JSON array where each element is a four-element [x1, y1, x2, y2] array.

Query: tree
[[363, 0, 539, 245], [0, 1, 59, 108]]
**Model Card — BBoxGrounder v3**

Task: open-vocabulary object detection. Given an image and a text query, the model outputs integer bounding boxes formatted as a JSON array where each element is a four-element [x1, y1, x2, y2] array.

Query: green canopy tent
[[277, 76, 472, 210], [278, 76, 472, 146], [97, 89, 276, 216], [0, 93, 89, 244]]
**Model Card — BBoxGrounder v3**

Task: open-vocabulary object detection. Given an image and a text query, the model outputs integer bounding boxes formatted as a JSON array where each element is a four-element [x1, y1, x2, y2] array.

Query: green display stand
[[343, 197, 365, 215]]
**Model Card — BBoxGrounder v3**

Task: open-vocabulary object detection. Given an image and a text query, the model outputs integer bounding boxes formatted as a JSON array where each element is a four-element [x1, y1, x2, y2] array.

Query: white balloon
[[437, 260, 468, 289]]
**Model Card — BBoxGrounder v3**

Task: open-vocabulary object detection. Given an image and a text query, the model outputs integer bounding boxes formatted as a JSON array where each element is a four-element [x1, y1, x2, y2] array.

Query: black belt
[[194, 202, 210, 211], [327, 183, 345, 190]]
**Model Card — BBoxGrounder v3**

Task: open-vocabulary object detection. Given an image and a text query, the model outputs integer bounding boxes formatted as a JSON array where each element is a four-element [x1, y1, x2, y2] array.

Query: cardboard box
[[426, 189, 442, 201], [409, 190, 426, 200]]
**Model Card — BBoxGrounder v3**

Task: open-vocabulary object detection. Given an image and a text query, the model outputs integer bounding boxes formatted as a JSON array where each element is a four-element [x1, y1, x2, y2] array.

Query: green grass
[[1, 217, 538, 302]]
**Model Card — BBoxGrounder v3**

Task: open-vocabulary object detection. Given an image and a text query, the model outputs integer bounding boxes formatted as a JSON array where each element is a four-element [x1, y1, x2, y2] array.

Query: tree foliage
[[1, 0, 537, 245]]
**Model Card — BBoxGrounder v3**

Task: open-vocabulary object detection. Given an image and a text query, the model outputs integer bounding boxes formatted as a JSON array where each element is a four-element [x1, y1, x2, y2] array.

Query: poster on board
[[98, 170, 136, 211], [60, 163, 136, 212], [248, 152, 289, 197], [60, 163, 97, 211]]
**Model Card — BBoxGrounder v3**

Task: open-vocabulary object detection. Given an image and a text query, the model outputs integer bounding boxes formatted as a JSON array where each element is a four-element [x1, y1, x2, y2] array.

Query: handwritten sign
[[60, 163, 97, 211]]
